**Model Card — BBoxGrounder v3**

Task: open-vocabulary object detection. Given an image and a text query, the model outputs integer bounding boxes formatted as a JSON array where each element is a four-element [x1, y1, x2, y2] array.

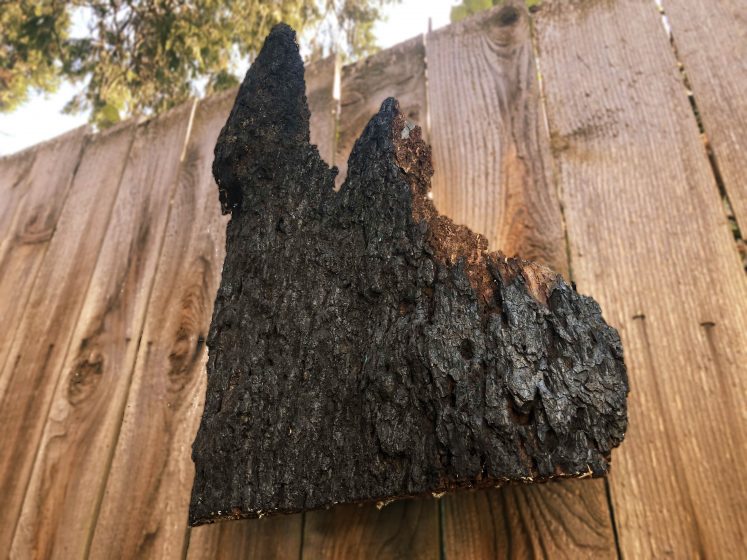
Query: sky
[[0, 0, 456, 156]]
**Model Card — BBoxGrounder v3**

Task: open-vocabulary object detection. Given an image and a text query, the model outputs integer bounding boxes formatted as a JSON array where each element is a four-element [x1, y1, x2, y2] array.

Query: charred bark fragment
[[189, 24, 628, 526]]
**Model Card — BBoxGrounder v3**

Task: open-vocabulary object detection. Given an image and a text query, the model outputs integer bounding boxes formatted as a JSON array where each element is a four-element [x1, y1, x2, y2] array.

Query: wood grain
[[188, 516, 302, 560], [86, 93, 229, 560], [0, 146, 37, 246], [0, 123, 132, 551], [0, 129, 91, 553], [9, 104, 193, 560], [426, 2, 566, 273], [306, 55, 340, 167], [335, 35, 426, 189], [428, 3, 617, 558], [661, 0, 747, 232], [535, 0, 747, 557], [0, 125, 136, 543], [302, 500, 438, 560], [443, 484, 616, 559], [0, 127, 87, 398]]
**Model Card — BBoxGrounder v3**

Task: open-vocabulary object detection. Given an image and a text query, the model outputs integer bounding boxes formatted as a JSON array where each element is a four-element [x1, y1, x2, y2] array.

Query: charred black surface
[[190, 24, 628, 526]]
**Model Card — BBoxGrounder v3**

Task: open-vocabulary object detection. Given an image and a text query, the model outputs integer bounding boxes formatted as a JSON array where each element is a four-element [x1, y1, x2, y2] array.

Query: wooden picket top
[[0, 1, 745, 558]]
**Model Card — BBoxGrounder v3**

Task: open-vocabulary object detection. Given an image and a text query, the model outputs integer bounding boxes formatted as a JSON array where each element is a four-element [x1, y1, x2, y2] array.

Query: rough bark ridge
[[190, 24, 628, 526]]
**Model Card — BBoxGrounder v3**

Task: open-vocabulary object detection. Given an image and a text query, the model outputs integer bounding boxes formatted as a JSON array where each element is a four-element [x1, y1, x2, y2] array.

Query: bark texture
[[189, 24, 628, 526]]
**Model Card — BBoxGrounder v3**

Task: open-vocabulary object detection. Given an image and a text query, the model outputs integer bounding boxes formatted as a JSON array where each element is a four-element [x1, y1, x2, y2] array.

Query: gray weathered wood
[[535, 0, 747, 557], [9, 103, 193, 559], [0, 147, 37, 247], [5, 123, 137, 556], [661, 0, 747, 233], [0, 128, 87, 401], [88, 93, 230, 560], [0, 127, 90, 550], [427, 2, 566, 272], [307, 55, 340, 167]]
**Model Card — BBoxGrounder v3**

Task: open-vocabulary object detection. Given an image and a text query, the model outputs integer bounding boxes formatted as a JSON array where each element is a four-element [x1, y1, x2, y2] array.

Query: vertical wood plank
[[426, 4, 566, 273], [1, 124, 136, 550], [0, 147, 38, 246], [0, 123, 132, 551], [303, 500, 438, 560], [427, 3, 617, 558], [87, 92, 237, 560], [8, 104, 193, 559], [443, 483, 616, 559], [334, 36, 427, 189], [188, 517, 302, 560], [661, 0, 747, 232], [300, 37, 440, 560], [306, 55, 340, 167], [0, 127, 87, 398], [0, 128, 89, 552], [535, 0, 747, 557]]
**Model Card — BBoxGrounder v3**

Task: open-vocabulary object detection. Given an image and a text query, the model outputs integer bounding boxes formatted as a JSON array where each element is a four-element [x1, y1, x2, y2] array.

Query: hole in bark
[[508, 400, 535, 426], [514, 409, 533, 426], [459, 339, 474, 360]]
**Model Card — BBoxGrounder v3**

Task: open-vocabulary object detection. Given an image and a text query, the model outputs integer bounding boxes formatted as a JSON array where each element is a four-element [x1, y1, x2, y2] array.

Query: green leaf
[[1, 0, 398, 123]]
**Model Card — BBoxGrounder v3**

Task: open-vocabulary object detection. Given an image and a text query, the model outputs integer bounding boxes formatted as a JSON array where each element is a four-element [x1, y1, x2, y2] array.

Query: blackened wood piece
[[190, 24, 628, 526]]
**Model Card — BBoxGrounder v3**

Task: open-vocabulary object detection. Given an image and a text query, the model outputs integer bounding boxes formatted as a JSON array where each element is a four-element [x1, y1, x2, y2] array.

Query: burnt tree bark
[[189, 24, 628, 526]]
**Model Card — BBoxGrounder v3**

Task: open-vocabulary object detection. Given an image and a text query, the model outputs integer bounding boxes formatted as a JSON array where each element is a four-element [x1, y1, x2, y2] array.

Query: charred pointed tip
[[378, 97, 400, 119], [343, 96, 433, 193], [350, 97, 401, 150], [213, 23, 310, 214], [233, 23, 308, 135]]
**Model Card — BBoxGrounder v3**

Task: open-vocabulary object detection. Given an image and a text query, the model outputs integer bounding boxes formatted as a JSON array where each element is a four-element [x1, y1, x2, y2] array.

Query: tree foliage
[[0, 0, 394, 126], [450, 0, 539, 23]]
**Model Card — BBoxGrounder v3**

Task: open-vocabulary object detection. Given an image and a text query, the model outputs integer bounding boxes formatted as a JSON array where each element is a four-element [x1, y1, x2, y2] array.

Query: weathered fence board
[[0, 127, 93, 550], [303, 500, 438, 560], [0, 147, 37, 247], [334, 35, 427, 189], [0, 128, 87, 399], [662, 0, 747, 233], [188, 516, 301, 560], [8, 104, 194, 559], [87, 94, 230, 559], [307, 55, 340, 167], [426, 2, 566, 273], [443, 482, 617, 559], [427, 3, 618, 558], [1, 123, 135, 556], [535, 0, 747, 557]]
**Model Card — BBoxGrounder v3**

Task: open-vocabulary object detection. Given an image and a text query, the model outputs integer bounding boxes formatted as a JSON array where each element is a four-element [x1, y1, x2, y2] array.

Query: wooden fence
[[1, 0, 745, 558]]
